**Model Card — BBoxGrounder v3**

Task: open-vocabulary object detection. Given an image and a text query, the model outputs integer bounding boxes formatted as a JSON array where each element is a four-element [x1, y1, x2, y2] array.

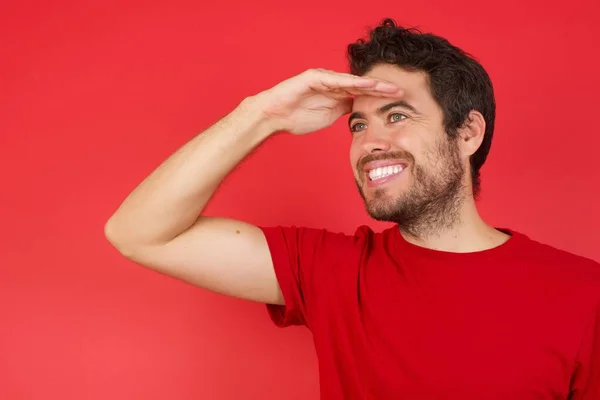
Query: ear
[[457, 110, 486, 157]]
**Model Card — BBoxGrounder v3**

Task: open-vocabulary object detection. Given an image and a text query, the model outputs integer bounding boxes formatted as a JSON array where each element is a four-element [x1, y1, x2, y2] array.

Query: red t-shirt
[[260, 224, 600, 399]]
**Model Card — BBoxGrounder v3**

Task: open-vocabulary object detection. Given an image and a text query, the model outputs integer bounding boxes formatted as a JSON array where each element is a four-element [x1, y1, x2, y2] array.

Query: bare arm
[[104, 69, 402, 304], [104, 96, 283, 303]]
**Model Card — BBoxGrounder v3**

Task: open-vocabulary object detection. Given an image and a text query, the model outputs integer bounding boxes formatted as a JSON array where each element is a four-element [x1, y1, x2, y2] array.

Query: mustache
[[357, 151, 414, 170]]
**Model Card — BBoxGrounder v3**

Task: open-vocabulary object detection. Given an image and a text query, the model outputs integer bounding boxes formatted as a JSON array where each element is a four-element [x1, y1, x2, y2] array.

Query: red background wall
[[2, 0, 599, 399]]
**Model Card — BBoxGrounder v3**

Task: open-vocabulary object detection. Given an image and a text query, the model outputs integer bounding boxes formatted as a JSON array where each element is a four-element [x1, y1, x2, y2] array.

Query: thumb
[[335, 98, 353, 116]]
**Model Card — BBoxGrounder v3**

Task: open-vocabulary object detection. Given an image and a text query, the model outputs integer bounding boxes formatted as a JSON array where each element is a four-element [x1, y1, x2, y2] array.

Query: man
[[105, 19, 600, 399]]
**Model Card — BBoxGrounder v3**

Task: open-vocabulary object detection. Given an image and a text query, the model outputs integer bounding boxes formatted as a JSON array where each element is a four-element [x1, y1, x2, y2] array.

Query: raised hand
[[255, 68, 403, 135]]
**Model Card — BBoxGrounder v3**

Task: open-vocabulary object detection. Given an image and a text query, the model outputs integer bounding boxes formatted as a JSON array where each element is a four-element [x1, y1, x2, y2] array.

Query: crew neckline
[[391, 225, 526, 260]]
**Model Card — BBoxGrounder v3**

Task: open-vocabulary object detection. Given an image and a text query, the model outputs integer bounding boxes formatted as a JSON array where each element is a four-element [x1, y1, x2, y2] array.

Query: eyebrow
[[348, 100, 420, 127]]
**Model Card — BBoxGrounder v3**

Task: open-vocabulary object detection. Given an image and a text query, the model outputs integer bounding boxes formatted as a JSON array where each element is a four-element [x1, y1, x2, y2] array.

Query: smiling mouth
[[367, 164, 404, 181]]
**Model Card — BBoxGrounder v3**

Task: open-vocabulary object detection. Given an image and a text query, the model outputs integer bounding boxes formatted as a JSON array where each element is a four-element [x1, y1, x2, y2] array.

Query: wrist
[[238, 93, 282, 138]]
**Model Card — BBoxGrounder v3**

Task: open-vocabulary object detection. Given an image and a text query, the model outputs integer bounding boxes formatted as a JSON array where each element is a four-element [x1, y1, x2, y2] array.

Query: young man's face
[[349, 64, 467, 230]]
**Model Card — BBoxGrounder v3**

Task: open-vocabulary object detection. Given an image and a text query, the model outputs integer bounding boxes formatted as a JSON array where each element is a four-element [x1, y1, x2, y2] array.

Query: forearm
[[105, 95, 274, 250]]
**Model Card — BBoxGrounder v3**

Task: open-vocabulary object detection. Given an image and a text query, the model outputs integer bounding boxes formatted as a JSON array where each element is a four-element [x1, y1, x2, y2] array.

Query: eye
[[389, 113, 407, 123], [350, 122, 367, 133]]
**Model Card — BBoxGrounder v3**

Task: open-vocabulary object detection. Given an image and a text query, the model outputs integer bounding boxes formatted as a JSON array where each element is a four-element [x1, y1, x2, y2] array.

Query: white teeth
[[368, 165, 404, 181]]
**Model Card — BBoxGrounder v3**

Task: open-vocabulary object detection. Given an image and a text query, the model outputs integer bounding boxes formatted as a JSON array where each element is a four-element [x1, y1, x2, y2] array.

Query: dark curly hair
[[347, 18, 495, 198]]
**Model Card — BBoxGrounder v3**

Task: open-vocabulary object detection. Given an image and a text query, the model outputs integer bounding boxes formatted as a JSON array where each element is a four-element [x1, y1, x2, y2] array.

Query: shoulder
[[510, 229, 600, 297], [513, 230, 600, 275], [259, 224, 395, 257]]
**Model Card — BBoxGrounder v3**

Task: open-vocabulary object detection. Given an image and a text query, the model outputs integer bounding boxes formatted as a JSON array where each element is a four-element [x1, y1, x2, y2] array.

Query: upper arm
[[260, 225, 370, 328], [111, 216, 284, 305]]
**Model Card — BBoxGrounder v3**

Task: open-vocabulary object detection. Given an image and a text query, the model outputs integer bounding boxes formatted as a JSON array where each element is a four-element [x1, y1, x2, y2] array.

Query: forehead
[[352, 63, 432, 111]]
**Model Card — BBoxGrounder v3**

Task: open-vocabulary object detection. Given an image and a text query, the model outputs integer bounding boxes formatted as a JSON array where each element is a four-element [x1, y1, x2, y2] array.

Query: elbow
[[103, 216, 120, 246], [104, 218, 136, 259], [104, 217, 159, 263]]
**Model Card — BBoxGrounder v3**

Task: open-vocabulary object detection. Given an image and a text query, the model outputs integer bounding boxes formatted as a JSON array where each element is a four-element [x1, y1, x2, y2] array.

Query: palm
[[283, 92, 350, 135]]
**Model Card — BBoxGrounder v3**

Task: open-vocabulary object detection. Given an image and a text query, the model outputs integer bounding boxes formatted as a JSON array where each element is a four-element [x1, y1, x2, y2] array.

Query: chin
[[365, 190, 398, 210], [365, 201, 399, 222], [358, 178, 402, 202], [368, 183, 407, 200]]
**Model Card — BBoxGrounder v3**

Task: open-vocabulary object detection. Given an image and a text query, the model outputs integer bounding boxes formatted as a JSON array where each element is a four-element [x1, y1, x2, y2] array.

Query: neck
[[399, 195, 510, 253]]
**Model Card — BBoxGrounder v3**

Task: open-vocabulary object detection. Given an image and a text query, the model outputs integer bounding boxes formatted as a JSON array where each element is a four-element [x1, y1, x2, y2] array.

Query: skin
[[105, 66, 510, 308], [104, 68, 402, 305], [349, 64, 509, 251]]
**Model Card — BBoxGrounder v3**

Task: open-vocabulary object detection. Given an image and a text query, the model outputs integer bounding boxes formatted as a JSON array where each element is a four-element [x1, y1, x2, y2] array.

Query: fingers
[[345, 86, 403, 97], [307, 70, 373, 91], [371, 80, 403, 94], [307, 68, 403, 97], [322, 86, 404, 101]]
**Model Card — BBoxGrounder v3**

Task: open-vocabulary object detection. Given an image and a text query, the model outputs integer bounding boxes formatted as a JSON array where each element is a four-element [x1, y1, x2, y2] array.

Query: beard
[[355, 137, 466, 240]]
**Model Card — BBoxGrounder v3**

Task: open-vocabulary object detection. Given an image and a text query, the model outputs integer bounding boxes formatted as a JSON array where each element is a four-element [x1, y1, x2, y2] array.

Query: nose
[[361, 128, 392, 154]]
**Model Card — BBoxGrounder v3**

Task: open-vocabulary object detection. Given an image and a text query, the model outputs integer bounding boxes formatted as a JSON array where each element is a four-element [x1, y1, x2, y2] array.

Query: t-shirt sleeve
[[569, 301, 600, 399], [259, 225, 367, 329]]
